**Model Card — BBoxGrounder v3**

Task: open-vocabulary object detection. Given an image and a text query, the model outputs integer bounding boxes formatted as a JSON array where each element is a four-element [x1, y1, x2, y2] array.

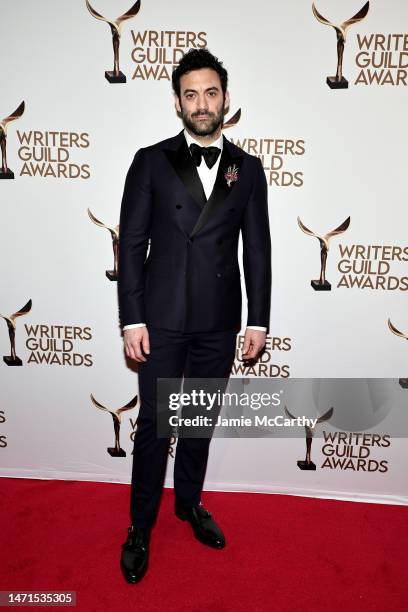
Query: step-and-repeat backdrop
[[1, 0, 407, 505]]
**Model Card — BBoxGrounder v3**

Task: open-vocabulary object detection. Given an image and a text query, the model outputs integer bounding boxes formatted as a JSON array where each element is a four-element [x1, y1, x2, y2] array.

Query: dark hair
[[172, 48, 228, 97]]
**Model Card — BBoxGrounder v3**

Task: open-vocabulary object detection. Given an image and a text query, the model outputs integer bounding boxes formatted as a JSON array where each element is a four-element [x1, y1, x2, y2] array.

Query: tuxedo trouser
[[130, 326, 237, 528]]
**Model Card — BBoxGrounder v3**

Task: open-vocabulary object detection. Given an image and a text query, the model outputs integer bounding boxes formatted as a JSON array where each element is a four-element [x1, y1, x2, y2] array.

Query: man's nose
[[196, 94, 208, 110]]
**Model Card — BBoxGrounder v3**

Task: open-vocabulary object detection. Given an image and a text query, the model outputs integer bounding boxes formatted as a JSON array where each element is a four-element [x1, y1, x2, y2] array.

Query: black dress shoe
[[175, 500, 226, 549], [120, 525, 150, 584]]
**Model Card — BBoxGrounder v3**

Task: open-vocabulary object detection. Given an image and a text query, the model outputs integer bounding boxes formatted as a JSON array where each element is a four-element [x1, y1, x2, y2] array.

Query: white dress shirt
[[123, 129, 266, 333], [184, 129, 223, 199]]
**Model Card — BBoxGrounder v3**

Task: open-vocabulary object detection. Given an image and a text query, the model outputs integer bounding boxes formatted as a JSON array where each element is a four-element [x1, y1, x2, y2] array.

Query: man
[[118, 48, 271, 584]]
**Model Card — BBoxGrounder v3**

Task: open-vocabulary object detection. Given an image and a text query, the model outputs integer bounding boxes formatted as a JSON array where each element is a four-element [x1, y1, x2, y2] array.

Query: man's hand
[[241, 328, 266, 361], [124, 327, 150, 362]]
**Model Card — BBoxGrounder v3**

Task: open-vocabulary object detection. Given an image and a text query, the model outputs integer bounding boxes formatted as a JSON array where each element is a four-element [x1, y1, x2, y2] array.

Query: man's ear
[[174, 94, 181, 114], [224, 90, 230, 111]]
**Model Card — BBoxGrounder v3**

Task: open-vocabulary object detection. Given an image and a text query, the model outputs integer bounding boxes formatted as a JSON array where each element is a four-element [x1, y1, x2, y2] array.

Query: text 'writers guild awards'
[[285, 406, 334, 471], [86, 0, 141, 83], [312, 1, 370, 89], [298, 216, 350, 291], [0, 101, 25, 179], [387, 319, 408, 389], [1, 299, 32, 366], [90, 393, 138, 457], [87, 208, 119, 281]]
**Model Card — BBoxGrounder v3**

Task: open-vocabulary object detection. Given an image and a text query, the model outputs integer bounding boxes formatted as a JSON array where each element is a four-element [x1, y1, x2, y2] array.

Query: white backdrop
[[1, 0, 407, 505]]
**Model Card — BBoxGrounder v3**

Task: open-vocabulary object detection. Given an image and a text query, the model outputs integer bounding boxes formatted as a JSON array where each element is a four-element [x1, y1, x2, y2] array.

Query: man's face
[[175, 67, 230, 137]]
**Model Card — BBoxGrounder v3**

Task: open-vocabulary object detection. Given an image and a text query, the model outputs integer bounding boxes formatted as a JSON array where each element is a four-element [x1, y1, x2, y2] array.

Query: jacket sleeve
[[118, 148, 152, 327], [241, 156, 272, 331]]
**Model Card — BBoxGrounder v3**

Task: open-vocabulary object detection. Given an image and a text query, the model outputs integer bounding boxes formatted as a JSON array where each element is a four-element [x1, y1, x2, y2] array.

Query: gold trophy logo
[[1, 299, 32, 366], [86, 0, 141, 83], [298, 216, 350, 291], [285, 405, 333, 470], [312, 1, 370, 89], [0, 101, 25, 179], [222, 109, 241, 130], [88, 208, 119, 281], [91, 393, 138, 456], [388, 319, 408, 389]]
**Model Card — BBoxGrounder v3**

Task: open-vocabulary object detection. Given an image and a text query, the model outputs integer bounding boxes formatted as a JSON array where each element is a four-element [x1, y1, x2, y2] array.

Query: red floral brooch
[[224, 164, 239, 187]]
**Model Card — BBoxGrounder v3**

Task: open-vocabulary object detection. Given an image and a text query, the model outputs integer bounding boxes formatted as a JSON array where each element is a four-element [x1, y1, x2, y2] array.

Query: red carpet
[[0, 478, 407, 612]]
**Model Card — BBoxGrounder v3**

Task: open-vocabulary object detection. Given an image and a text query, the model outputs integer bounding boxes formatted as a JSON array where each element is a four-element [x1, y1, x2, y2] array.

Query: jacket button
[[217, 238, 223, 245], [176, 204, 182, 209], [216, 273, 222, 278], [229, 208, 235, 213]]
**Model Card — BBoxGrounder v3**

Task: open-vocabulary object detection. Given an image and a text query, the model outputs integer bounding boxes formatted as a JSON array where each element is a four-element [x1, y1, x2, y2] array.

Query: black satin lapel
[[164, 139, 207, 209], [190, 145, 241, 238]]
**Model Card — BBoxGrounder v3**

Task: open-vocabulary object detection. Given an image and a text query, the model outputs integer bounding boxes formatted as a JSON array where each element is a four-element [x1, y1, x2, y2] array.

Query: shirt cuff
[[246, 326, 267, 332], [123, 323, 146, 330]]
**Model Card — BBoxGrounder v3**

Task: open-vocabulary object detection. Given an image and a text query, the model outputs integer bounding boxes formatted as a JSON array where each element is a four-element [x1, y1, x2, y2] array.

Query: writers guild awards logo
[[1, 299, 32, 366], [88, 208, 119, 281], [298, 216, 350, 291], [388, 319, 408, 389], [0, 101, 25, 179], [312, 1, 370, 89], [222, 109, 241, 130], [129, 419, 177, 457], [91, 393, 138, 456], [285, 405, 333, 470], [233, 334, 292, 378], [86, 0, 141, 83]]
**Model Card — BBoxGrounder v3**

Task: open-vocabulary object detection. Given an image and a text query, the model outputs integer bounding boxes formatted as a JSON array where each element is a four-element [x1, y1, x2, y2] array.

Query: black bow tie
[[189, 143, 221, 169]]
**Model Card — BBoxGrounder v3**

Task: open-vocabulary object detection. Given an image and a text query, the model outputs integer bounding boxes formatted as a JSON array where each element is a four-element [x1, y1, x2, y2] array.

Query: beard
[[180, 103, 225, 137]]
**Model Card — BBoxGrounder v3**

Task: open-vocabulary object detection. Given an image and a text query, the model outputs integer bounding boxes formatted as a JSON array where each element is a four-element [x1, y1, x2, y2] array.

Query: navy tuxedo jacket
[[118, 130, 271, 333]]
